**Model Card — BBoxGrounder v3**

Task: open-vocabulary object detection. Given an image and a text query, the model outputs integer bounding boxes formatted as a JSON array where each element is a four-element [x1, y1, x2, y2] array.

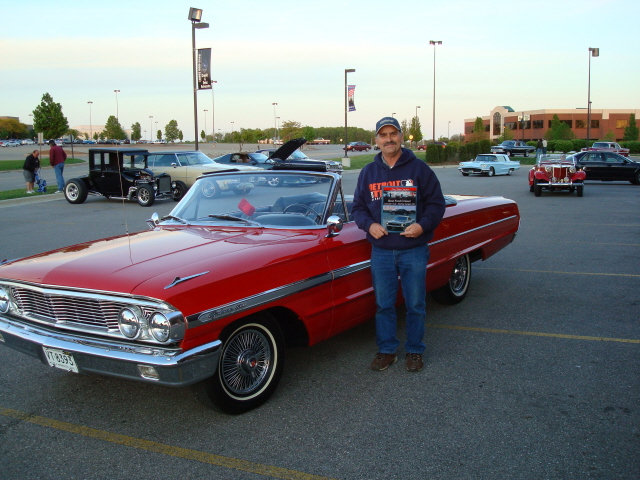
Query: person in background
[[542, 138, 548, 155], [48, 140, 67, 193], [536, 138, 544, 158], [351, 117, 446, 373], [23, 150, 40, 194]]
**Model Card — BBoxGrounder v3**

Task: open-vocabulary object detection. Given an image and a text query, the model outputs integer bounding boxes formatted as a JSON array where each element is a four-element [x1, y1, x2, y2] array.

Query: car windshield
[[249, 153, 269, 162], [178, 152, 215, 165], [167, 171, 347, 228], [288, 151, 309, 160], [476, 155, 496, 162]]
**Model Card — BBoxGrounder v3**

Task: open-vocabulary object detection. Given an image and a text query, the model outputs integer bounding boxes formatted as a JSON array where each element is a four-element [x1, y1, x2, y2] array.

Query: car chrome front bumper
[[0, 314, 221, 387]]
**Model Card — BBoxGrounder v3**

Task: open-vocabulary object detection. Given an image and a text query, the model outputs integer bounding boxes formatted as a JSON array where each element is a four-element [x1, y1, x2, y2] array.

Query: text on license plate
[[43, 347, 79, 373]]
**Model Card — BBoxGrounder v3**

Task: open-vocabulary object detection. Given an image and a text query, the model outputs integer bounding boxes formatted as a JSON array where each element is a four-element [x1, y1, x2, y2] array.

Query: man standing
[[48, 139, 67, 193], [542, 138, 548, 155], [352, 117, 445, 372], [23, 149, 40, 194]]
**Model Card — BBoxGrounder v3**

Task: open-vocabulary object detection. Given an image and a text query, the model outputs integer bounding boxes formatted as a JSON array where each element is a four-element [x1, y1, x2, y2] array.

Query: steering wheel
[[282, 203, 322, 224]]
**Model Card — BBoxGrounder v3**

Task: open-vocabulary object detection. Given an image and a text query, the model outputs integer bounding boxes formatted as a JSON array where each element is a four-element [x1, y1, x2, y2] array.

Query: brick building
[[464, 106, 640, 142]]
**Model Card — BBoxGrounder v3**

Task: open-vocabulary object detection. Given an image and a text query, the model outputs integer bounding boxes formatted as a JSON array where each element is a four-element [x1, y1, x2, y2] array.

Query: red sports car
[[0, 167, 520, 414]]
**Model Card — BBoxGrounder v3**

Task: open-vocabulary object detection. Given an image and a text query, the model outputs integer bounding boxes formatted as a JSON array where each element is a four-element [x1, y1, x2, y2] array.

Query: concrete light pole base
[[341, 157, 351, 168]]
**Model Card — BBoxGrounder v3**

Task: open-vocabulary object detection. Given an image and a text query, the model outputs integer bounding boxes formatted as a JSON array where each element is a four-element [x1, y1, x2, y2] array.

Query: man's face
[[376, 125, 403, 156]]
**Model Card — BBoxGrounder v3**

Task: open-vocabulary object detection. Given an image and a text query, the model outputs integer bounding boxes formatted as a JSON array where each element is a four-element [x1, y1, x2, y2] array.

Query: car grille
[[9, 286, 146, 332], [157, 175, 171, 192]]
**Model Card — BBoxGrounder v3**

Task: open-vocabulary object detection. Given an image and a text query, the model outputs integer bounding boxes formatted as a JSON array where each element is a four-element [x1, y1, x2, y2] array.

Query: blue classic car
[[459, 154, 521, 177]]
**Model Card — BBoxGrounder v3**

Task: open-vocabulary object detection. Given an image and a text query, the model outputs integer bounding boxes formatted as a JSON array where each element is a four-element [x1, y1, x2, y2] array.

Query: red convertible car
[[0, 166, 520, 414]]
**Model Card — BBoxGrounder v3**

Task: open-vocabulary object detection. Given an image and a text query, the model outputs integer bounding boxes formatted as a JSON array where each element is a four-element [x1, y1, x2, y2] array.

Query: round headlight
[[569, 167, 576, 173], [149, 313, 170, 342], [459, 162, 464, 166], [545, 166, 552, 173], [118, 308, 141, 339], [480, 164, 487, 168], [0, 286, 10, 313]]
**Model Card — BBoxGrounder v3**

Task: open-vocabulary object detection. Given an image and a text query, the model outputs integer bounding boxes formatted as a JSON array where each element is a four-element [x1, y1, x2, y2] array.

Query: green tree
[[470, 117, 486, 142], [279, 120, 303, 142], [602, 130, 616, 141], [103, 115, 126, 140], [408, 117, 423, 148], [179, 130, 184, 142], [164, 120, 179, 142], [400, 119, 409, 143], [32, 92, 69, 139], [200, 130, 206, 141], [66, 128, 82, 141], [544, 114, 575, 141], [0, 117, 28, 139], [497, 125, 514, 143], [93, 132, 99, 141], [623, 113, 639, 141], [302, 126, 316, 144], [156, 130, 162, 141], [131, 122, 142, 141]]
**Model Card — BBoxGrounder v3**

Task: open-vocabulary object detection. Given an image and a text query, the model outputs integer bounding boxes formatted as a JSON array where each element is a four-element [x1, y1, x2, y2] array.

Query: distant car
[[417, 142, 446, 151], [64, 148, 176, 207], [147, 150, 261, 199], [213, 152, 275, 169], [98, 139, 120, 145], [256, 139, 343, 175], [490, 141, 535, 157], [580, 142, 630, 157], [20, 139, 35, 145], [83, 140, 96, 144], [385, 215, 414, 232], [344, 141, 371, 152], [571, 151, 640, 185], [528, 154, 586, 197], [2, 140, 20, 147], [459, 154, 520, 177]]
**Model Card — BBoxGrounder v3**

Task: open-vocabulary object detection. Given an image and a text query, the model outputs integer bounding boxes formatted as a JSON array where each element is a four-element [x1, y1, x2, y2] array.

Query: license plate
[[43, 347, 78, 373]]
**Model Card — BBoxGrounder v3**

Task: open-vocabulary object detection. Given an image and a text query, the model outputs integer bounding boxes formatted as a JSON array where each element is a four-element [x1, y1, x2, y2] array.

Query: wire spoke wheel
[[221, 329, 271, 395]]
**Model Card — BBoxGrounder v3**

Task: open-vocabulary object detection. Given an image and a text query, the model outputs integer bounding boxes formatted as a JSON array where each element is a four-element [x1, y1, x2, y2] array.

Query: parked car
[[344, 141, 371, 152], [2, 140, 20, 147], [20, 139, 35, 145], [571, 151, 640, 184], [490, 141, 535, 157], [63, 148, 176, 206], [0, 165, 520, 414], [256, 138, 343, 181], [528, 154, 586, 197], [459, 154, 520, 176], [417, 142, 446, 151], [385, 215, 414, 232], [580, 142, 630, 157], [213, 152, 275, 169], [147, 150, 261, 199], [83, 139, 96, 144]]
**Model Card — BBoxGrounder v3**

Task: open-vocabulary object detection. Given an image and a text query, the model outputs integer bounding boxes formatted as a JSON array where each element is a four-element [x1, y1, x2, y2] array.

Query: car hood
[[0, 227, 321, 299], [268, 138, 307, 160]]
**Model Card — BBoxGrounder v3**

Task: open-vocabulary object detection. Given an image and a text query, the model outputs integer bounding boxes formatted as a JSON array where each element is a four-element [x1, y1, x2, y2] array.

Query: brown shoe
[[405, 353, 424, 372], [371, 353, 397, 371]]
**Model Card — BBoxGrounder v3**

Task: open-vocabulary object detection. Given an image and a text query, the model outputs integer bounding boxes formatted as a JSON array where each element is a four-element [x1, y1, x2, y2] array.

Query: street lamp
[[113, 90, 120, 121], [587, 47, 599, 146], [272, 102, 278, 143], [430, 40, 442, 141], [203, 109, 208, 141], [343, 69, 355, 165], [392, 112, 396, 118], [189, 7, 209, 150], [87, 101, 93, 140], [276, 117, 280, 143], [416, 106, 421, 120], [211, 80, 217, 144], [448, 120, 451, 140], [149, 116, 153, 142], [155, 121, 158, 141]]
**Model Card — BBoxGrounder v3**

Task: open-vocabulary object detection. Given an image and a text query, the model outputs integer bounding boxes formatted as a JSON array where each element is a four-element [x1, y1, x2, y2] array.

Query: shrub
[[572, 139, 587, 152], [547, 140, 557, 152], [556, 140, 573, 153], [620, 141, 640, 154], [526, 141, 537, 148], [479, 139, 492, 154], [458, 144, 470, 162], [443, 143, 458, 162], [425, 144, 441, 163]]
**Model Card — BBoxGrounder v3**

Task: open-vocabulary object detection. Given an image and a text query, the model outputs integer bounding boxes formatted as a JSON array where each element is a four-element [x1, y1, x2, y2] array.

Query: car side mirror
[[326, 215, 343, 238], [171, 163, 177, 167], [147, 213, 160, 230]]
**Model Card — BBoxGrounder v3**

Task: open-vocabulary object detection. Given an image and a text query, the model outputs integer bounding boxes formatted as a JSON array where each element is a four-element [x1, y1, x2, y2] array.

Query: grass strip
[[0, 158, 85, 172]]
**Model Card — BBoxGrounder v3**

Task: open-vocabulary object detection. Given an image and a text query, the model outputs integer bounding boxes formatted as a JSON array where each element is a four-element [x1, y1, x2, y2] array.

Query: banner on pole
[[348, 85, 356, 112], [197, 48, 212, 90]]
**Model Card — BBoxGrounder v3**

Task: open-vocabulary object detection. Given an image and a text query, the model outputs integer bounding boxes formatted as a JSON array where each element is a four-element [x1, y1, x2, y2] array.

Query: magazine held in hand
[[381, 184, 417, 233]]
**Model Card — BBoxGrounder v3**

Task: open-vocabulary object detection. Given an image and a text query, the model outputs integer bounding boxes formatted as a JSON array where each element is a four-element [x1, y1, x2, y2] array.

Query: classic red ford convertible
[[0, 167, 520, 413]]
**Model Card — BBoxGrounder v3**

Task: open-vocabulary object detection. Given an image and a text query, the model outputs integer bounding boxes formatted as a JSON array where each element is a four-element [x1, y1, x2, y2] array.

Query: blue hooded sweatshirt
[[351, 148, 445, 250]]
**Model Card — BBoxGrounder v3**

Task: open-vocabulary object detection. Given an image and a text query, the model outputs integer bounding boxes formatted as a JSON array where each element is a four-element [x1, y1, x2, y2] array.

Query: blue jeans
[[371, 244, 429, 355], [53, 163, 65, 191]]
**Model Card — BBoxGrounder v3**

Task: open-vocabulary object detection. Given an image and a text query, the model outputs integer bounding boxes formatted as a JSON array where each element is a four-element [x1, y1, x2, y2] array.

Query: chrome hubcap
[[221, 329, 271, 395]]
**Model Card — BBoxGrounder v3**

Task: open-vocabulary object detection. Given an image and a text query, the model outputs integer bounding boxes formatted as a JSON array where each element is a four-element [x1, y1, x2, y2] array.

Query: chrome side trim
[[428, 215, 518, 246], [165, 271, 209, 289]]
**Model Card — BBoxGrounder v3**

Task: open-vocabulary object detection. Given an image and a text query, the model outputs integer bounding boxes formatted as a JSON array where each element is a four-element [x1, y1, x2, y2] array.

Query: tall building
[[465, 106, 640, 142]]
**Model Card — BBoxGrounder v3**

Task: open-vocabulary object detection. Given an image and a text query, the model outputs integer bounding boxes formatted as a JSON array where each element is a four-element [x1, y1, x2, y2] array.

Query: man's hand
[[368, 223, 388, 239], [400, 223, 424, 238]]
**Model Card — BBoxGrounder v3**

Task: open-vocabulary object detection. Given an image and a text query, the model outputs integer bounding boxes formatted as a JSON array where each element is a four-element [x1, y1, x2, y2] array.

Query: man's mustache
[[384, 142, 397, 146]]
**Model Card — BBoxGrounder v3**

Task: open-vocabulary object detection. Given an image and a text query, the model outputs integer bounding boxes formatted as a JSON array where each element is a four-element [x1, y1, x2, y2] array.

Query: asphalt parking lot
[[0, 162, 638, 479]]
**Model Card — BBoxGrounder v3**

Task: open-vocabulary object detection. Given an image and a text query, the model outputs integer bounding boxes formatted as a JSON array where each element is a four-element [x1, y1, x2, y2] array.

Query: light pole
[[416, 106, 421, 120], [430, 40, 442, 141], [448, 120, 451, 139], [149, 116, 153, 142], [392, 112, 396, 118], [155, 121, 158, 141], [113, 90, 120, 121], [211, 80, 217, 143], [189, 7, 209, 150], [587, 47, 599, 146], [203, 109, 208, 142], [87, 101, 93, 140], [343, 69, 355, 165], [276, 117, 280, 143], [272, 103, 278, 143]]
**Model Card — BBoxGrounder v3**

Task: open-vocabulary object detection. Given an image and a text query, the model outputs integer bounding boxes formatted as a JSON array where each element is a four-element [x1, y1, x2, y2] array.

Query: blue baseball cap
[[375, 117, 402, 134]]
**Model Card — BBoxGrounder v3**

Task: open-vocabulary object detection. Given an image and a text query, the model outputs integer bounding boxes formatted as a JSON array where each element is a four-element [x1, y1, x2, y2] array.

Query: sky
[[2, 0, 639, 141]]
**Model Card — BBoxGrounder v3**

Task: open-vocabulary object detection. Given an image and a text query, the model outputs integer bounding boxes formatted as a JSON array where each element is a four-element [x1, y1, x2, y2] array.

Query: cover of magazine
[[381, 185, 417, 233]]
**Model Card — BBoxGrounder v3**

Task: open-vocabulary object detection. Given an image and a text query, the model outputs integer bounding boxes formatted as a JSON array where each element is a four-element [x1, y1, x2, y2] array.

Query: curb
[[0, 193, 65, 208]]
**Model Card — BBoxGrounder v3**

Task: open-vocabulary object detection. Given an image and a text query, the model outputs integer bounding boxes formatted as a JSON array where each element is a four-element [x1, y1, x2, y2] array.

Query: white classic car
[[459, 154, 520, 177]]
